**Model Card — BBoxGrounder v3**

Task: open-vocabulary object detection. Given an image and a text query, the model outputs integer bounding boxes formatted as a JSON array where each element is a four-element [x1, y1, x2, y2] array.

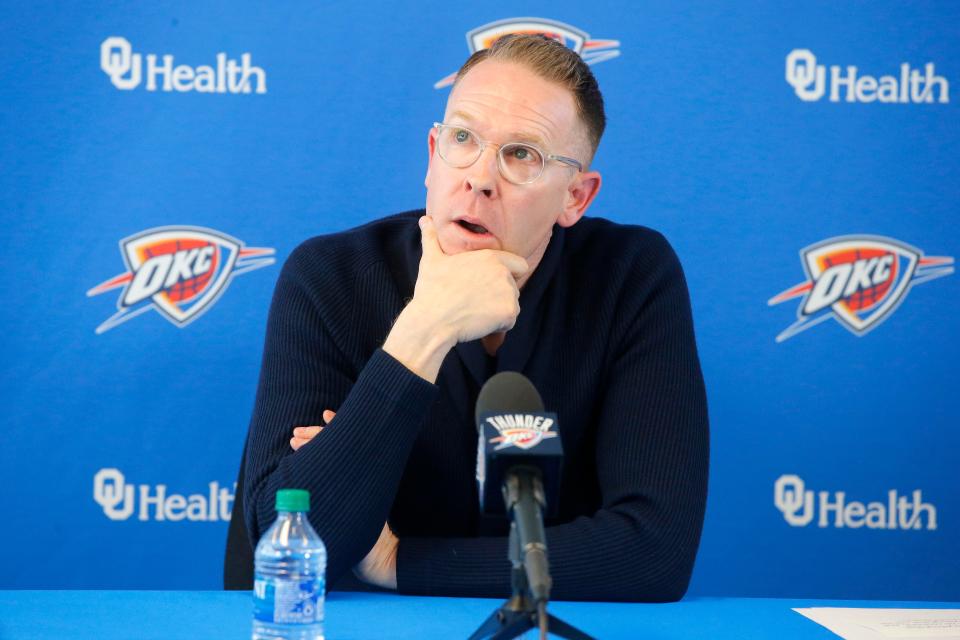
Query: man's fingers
[[290, 410, 337, 450], [291, 424, 327, 451], [291, 433, 318, 450], [494, 252, 529, 279], [418, 215, 443, 260]]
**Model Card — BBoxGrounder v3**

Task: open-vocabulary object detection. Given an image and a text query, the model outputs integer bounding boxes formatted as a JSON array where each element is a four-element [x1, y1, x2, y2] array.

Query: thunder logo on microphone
[[485, 414, 559, 451]]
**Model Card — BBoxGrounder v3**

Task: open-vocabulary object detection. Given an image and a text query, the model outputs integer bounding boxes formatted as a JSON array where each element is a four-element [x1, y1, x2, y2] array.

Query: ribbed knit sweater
[[243, 209, 708, 602]]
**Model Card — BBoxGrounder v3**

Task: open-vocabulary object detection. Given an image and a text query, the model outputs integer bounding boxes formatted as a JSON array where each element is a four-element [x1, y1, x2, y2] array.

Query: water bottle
[[252, 488, 326, 640]]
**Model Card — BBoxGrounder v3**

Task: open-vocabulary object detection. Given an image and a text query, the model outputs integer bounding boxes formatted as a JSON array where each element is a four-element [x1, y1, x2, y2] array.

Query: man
[[243, 35, 708, 602]]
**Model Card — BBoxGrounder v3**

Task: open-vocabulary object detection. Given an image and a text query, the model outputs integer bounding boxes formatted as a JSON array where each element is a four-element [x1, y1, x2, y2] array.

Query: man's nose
[[464, 145, 499, 198]]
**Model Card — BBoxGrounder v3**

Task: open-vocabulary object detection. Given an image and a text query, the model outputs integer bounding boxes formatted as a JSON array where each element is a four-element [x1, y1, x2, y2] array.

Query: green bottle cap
[[275, 489, 310, 512]]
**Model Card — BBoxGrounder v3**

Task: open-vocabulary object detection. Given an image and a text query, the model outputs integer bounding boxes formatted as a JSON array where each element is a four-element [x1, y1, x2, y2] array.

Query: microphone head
[[474, 372, 561, 517], [475, 371, 544, 429]]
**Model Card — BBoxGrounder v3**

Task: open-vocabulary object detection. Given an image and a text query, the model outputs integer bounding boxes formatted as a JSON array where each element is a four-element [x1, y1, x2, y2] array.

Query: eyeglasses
[[433, 122, 583, 185]]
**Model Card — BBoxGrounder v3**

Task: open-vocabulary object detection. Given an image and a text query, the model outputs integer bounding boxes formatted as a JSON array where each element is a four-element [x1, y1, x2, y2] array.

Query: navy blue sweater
[[244, 210, 708, 602]]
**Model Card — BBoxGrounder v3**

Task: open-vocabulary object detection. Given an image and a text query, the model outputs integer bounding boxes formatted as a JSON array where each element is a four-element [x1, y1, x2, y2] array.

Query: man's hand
[[382, 216, 528, 382], [290, 409, 335, 451], [411, 215, 528, 343], [353, 521, 399, 590]]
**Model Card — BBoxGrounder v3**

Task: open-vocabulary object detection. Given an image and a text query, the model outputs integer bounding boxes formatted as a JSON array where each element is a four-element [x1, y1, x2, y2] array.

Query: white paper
[[794, 608, 960, 640]]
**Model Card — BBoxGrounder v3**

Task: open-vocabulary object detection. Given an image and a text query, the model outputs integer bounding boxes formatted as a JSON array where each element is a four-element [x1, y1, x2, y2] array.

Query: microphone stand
[[467, 497, 594, 639]]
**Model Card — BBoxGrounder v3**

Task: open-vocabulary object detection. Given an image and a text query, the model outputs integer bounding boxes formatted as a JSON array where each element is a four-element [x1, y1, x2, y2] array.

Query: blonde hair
[[454, 34, 606, 160]]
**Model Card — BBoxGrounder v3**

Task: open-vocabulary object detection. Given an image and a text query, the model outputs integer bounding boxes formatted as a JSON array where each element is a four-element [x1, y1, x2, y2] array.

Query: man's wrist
[[353, 524, 400, 590], [382, 303, 456, 383]]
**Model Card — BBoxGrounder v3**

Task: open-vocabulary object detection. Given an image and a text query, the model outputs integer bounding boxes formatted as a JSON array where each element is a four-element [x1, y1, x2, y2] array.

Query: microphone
[[475, 372, 563, 606]]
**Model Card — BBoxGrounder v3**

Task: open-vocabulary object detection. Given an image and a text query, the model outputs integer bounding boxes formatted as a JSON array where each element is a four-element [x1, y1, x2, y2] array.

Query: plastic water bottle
[[252, 488, 326, 640]]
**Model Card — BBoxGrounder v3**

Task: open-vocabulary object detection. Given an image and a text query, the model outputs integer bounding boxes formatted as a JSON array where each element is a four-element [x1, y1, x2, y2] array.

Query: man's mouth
[[456, 219, 490, 235]]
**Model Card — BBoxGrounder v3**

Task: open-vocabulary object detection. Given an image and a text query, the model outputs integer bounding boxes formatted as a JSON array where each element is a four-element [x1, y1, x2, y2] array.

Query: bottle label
[[253, 572, 324, 624]]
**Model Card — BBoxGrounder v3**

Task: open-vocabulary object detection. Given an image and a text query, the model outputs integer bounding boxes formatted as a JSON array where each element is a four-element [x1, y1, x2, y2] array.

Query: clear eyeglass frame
[[432, 122, 583, 185]]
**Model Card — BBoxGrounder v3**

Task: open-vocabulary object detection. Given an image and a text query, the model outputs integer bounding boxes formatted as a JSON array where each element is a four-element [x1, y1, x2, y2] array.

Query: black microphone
[[475, 372, 563, 605]]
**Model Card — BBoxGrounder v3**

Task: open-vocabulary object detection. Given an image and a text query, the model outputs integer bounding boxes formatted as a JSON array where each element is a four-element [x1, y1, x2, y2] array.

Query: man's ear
[[425, 127, 437, 189], [558, 169, 602, 228]]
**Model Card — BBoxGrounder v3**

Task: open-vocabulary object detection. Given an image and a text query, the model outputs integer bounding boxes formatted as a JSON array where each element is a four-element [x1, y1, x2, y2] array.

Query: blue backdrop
[[1, 1, 956, 599]]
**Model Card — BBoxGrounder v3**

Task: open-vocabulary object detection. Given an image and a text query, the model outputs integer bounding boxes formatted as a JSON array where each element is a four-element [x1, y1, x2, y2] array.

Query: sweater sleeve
[[243, 246, 438, 587], [395, 236, 709, 602]]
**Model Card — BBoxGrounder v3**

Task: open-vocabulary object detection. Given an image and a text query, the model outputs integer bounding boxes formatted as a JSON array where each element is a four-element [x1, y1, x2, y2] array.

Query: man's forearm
[[245, 349, 438, 587], [396, 501, 704, 602], [382, 302, 456, 384]]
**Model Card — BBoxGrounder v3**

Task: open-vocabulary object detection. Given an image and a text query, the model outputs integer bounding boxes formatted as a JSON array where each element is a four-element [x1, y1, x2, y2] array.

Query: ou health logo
[[768, 236, 953, 342], [785, 49, 949, 104], [100, 36, 267, 94], [87, 226, 275, 334], [434, 17, 620, 89]]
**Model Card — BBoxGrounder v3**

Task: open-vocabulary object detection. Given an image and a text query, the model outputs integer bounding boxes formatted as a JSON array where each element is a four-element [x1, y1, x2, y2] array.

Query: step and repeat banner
[[1, 3, 956, 598]]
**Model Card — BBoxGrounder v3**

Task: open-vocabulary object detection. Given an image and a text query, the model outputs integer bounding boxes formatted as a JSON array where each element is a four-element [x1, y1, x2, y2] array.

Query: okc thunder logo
[[434, 17, 620, 89], [489, 428, 557, 451], [485, 414, 558, 450], [769, 235, 953, 342], [87, 226, 275, 334]]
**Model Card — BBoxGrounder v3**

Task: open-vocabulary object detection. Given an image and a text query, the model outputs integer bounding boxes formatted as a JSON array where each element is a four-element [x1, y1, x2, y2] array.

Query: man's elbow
[[639, 569, 693, 603], [608, 560, 695, 602], [595, 531, 700, 602], [631, 527, 700, 602]]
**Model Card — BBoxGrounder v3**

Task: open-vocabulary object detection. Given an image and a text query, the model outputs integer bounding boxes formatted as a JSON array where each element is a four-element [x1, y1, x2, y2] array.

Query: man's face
[[424, 59, 600, 276]]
